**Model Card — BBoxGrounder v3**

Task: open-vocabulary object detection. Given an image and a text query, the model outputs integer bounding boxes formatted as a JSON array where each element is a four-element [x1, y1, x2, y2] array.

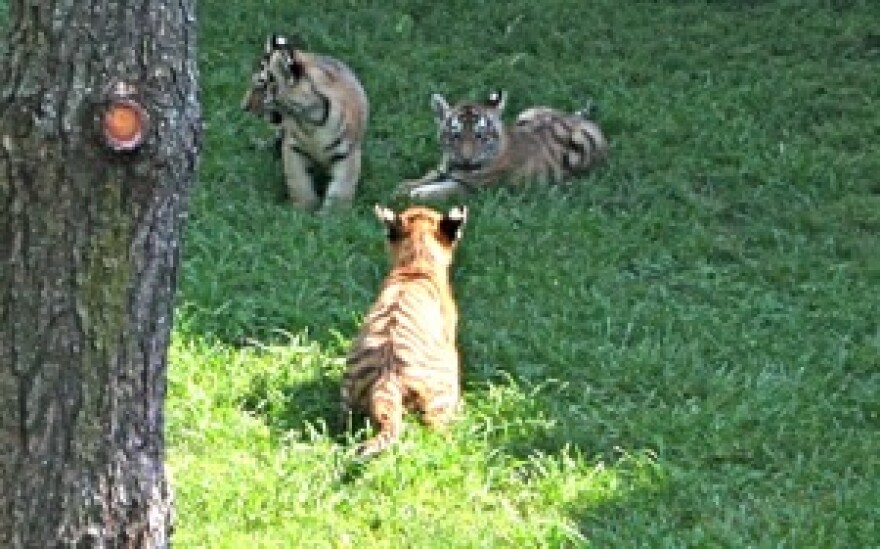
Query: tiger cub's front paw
[[318, 195, 354, 215], [392, 179, 424, 198]]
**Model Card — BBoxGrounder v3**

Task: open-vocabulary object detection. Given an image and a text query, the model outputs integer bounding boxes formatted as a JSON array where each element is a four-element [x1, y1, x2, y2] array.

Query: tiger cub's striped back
[[242, 34, 369, 213], [342, 205, 468, 458], [396, 90, 608, 200]]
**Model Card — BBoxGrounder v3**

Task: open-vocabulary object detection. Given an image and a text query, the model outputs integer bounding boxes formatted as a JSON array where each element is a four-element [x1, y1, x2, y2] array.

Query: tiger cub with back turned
[[342, 204, 468, 458], [242, 34, 369, 212], [396, 90, 608, 200]]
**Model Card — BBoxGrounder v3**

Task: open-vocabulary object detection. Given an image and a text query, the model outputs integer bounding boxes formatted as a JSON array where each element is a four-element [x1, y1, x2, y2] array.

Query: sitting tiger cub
[[342, 204, 468, 458], [396, 90, 608, 200], [242, 34, 369, 212]]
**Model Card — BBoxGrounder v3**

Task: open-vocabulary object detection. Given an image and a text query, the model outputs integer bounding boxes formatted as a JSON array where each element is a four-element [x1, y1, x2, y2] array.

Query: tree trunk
[[0, 1, 200, 547]]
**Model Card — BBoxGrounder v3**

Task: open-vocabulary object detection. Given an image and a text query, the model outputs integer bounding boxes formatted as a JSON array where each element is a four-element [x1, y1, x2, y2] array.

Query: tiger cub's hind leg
[[322, 148, 362, 213], [420, 385, 460, 431], [281, 140, 321, 211], [355, 375, 405, 458]]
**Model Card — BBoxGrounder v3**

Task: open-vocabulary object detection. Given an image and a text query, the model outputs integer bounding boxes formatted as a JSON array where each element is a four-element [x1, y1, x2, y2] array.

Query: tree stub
[[103, 99, 149, 151]]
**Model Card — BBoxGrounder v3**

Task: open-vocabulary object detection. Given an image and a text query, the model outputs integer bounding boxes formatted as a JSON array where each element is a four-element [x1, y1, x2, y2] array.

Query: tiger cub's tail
[[569, 101, 608, 168]]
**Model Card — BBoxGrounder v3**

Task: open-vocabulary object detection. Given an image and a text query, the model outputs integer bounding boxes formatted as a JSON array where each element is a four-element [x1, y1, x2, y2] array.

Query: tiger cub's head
[[259, 33, 327, 120], [375, 204, 468, 270], [431, 91, 507, 172], [240, 35, 289, 125]]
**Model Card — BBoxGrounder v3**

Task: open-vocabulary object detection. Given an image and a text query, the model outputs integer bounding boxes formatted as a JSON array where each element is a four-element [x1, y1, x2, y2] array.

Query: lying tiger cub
[[397, 90, 608, 200]]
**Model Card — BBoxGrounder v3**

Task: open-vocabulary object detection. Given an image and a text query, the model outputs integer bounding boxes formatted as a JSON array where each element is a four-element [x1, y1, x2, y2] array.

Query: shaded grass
[[167, 0, 880, 546]]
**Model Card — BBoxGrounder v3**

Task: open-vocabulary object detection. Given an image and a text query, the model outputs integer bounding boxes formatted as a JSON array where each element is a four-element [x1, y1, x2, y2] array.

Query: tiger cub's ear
[[374, 204, 402, 241], [430, 93, 451, 122], [267, 33, 287, 52], [286, 51, 305, 79], [440, 206, 468, 244], [486, 90, 507, 112], [271, 46, 304, 80]]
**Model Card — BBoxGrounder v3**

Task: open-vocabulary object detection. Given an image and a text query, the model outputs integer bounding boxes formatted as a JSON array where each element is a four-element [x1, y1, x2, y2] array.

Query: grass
[[7, 0, 879, 546], [170, 1, 880, 544], [172, 0, 879, 546]]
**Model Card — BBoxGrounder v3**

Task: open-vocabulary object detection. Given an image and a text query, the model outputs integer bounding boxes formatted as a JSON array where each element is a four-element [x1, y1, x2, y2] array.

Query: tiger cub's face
[[432, 91, 507, 171], [241, 45, 282, 125], [375, 205, 467, 270], [242, 34, 319, 123], [261, 35, 326, 119]]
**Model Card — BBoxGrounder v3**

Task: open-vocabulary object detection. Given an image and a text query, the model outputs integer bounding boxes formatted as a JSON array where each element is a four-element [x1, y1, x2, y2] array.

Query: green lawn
[[169, 0, 880, 546]]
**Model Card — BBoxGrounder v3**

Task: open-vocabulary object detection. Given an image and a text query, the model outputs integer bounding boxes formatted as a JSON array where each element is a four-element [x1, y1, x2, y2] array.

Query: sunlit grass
[[167, 336, 665, 548]]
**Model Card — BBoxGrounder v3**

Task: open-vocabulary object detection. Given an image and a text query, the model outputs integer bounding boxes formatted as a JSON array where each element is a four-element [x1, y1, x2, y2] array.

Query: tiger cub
[[396, 90, 608, 200], [242, 34, 369, 212], [342, 204, 468, 458]]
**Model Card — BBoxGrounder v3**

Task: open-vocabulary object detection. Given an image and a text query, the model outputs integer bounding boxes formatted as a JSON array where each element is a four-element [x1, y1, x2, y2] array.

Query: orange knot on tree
[[101, 82, 150, 152]]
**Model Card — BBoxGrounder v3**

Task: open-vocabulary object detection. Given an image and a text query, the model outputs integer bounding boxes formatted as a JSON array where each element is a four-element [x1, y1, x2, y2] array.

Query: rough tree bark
[[0, 1, 200, 547]]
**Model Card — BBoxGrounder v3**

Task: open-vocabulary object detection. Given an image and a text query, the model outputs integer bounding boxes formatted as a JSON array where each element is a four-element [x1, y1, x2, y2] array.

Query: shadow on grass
[[232, 348, 391, 484], [231, 340, 377, 448], [237, 361, 344, 439]]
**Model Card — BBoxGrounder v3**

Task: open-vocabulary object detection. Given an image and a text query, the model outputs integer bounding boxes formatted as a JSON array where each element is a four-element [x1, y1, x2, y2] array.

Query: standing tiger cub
[[396, 90, 608, 200], [342, 205, 468, 458], [242, 34, 369, 212]]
